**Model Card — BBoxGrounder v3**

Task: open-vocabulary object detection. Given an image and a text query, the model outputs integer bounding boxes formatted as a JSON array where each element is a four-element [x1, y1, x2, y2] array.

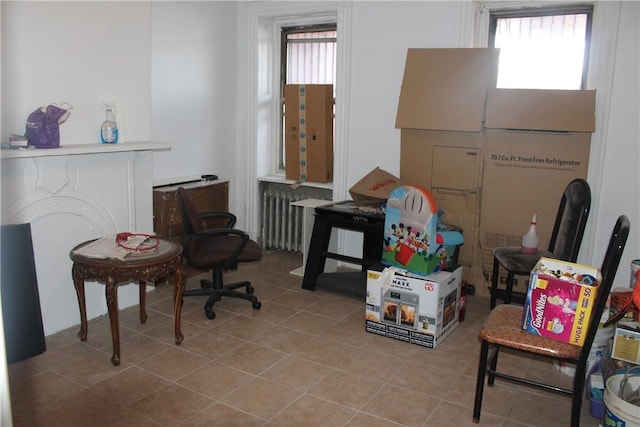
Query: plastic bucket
[[603, 374, 640, 427]]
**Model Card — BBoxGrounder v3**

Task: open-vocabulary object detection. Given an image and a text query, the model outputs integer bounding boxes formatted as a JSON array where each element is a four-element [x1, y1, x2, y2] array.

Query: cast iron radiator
[[259, 181, 331, 252]]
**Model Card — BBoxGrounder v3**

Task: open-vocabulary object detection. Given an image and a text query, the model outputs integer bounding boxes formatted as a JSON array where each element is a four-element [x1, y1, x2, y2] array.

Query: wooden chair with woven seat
[[490, 178, 591, 309], [473, 215, 630, 427]]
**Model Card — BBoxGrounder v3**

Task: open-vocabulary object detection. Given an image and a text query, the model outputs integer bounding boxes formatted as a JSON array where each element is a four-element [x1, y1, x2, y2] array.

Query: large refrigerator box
[[480, 89, 595, 282], [394, 48, 596, 294]]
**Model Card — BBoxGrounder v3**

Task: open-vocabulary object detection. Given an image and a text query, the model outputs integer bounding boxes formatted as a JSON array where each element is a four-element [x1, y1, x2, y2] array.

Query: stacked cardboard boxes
[[394, 48, 596, 295], [396, 48, 498, 279], [365, 184, 464, 348]]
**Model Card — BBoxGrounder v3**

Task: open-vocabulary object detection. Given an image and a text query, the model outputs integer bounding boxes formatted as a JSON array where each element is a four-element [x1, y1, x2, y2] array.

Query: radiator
[[259, 181, 331, 252]]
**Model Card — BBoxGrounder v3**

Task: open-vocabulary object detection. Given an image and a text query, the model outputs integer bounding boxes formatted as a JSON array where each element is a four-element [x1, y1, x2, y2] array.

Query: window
[[280, 24, 337, 171], [489, 5, 593, 89]]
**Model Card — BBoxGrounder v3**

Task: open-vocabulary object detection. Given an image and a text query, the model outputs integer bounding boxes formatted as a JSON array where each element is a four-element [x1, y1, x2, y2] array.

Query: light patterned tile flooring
[[8, 251, 601, 426]]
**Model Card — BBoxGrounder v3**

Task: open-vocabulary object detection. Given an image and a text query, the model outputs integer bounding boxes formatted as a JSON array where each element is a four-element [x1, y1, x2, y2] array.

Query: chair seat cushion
[[187, 235, 262, 268], [494, 247, 553, 275], [479, 305, 582, 360]]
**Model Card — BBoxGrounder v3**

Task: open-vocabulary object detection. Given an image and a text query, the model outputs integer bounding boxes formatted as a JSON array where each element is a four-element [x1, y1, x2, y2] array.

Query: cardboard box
[[284, 84, 334, 183], [521, 258, 600, 347], [349, 167, 404, 207], [394, 48, 596, 294], [480, 88, 596, 278], [365, 266, 461, 348], [381, 185, 463, 276], [396, 48, 499, 289], [611, 321, 640, 365]]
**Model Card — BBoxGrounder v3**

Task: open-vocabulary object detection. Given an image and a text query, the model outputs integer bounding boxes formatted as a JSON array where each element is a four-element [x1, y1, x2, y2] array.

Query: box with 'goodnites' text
[[521, 257, 600, 347]]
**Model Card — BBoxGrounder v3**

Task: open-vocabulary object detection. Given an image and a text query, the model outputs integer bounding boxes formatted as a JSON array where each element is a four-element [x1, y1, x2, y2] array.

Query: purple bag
[[25, 103, 72, 148]]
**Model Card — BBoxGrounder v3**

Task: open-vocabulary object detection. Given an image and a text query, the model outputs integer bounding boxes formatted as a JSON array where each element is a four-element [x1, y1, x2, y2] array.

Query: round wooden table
[[70, 238, 185, 366]]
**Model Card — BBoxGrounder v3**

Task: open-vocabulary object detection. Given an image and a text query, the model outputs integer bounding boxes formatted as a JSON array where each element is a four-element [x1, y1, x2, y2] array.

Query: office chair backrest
[[548, 178, 591, 261], [578, 215, 629, 365], [176, 187, 204, 236]]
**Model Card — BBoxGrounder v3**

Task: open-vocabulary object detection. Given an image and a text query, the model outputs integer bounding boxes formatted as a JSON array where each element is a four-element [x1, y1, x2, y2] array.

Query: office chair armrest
[[199, 211, 237, 228], [188, 228, 250, 254]]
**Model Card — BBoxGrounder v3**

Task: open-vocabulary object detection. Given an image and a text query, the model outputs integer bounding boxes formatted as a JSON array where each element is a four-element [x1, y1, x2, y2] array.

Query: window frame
[[488, 4, 593, 90], [279, 23, 337, 172]]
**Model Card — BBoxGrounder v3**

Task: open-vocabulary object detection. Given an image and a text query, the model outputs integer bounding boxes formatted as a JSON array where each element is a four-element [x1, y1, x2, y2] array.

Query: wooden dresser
[[153, 180, 229, 247]]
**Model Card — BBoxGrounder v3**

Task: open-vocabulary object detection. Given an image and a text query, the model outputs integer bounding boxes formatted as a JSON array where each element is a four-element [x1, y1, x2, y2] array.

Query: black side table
[[301, 200, 385, 297]]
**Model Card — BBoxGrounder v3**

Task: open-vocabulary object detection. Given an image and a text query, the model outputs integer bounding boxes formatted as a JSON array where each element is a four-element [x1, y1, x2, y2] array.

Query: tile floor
[[8, 251, 602, 426]]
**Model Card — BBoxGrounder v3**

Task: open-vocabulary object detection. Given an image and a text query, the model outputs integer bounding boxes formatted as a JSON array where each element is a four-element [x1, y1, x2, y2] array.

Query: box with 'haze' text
[[365, 266, 461, 348]]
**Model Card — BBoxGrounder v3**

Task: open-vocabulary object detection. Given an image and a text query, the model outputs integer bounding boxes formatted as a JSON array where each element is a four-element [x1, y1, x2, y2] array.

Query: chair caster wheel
[[246, 286, 254, 294], [252, 301, 262, 310], [205, 308, 216, 319]]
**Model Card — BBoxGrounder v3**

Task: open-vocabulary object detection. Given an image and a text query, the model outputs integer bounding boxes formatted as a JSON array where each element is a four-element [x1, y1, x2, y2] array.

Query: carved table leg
[[72, 266, 88, 341], [139, 281, 147, 324], [173, 266, 185, 345], [105, 279, 121, 366]]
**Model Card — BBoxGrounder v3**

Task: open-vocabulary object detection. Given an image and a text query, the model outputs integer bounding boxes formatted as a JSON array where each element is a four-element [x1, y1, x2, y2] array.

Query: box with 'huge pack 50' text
[[365, 266, 461, 348], [521, 258, 600, 346]]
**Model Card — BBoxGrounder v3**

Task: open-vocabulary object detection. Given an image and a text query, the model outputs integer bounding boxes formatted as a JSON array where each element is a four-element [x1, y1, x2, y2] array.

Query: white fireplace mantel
[[1, 141, 170, 335], [1, 140, 170, 159]]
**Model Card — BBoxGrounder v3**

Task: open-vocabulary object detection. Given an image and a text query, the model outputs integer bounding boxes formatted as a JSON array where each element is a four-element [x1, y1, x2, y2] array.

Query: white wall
[[1, 0, 639, 311], [346, 1, 464, 182], [0, 4, 13, 425], [151, 2, 239, 189], [1, 2, 152, 145], [590, 1, 640, 273]]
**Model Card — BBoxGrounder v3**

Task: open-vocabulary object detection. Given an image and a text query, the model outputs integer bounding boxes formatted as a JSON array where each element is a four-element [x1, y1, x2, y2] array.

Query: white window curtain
[[494, 13, 588, 89], [286, 31, 337, 88]]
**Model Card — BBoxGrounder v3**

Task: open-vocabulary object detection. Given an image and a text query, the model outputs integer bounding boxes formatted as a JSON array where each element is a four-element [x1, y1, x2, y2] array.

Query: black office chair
[[176, 187, 262, 319], [490, 178, 591, 308], [473, 215, 630, 427]]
